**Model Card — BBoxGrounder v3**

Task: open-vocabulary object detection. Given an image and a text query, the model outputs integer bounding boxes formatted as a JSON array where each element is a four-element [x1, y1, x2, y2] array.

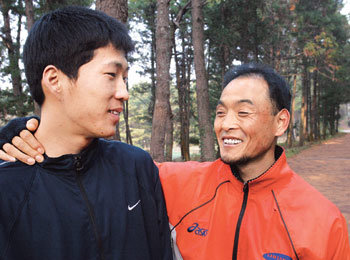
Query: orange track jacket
[[158, 147, 350, 260]]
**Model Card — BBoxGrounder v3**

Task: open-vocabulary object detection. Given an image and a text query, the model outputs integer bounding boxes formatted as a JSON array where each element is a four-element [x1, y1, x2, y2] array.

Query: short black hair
[[23, 6, 134, 106], [223, 63, 291, 113]]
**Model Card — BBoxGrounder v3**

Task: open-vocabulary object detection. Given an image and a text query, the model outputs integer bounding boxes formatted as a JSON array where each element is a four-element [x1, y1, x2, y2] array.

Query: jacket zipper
[[74, 156, 105, 260], [232, 183, 249, 260]]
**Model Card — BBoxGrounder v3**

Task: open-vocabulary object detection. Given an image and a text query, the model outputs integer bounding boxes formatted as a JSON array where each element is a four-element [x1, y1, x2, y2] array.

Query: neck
[[236, 147, 276, 183], [35, 106, 93, 157]]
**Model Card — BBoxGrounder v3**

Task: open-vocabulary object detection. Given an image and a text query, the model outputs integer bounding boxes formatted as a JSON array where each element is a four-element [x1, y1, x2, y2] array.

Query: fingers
[[12, 132, 44, 163], [26, 118, 39, 132], [0, 118, 44, 166], [19, 130, 44, 155], [2, 143, 36, 165], [0, 149, 16, 162]]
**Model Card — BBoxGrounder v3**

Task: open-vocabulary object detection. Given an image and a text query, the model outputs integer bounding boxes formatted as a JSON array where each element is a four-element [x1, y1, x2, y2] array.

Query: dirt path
[[287, 133, 350, 237]]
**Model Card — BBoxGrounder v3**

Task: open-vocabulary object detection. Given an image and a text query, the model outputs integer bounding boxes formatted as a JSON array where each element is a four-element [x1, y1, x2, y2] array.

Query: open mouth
[[223, 138, 242, 145], [108, 110, 121, 116]]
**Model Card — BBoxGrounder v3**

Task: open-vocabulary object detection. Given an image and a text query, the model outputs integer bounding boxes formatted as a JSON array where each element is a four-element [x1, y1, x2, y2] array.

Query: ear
[[41, 65, 62, 98], [274, 109, 290, 137]]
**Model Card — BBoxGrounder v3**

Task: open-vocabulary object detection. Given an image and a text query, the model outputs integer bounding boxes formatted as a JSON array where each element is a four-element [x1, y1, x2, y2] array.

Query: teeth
[[223, 138, 242, 145], [109, 110, 120, 115]]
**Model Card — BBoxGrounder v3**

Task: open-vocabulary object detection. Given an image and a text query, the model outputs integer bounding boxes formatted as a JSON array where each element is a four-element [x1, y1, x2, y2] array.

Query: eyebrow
[[104, 62, 129, 71], [237, 99, 253, 105], [217, 99, 254, 107]]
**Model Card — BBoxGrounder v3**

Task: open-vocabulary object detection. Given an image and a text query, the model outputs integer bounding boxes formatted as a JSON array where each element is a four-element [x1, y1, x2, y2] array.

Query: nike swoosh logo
[[128, 200, 141, 211]]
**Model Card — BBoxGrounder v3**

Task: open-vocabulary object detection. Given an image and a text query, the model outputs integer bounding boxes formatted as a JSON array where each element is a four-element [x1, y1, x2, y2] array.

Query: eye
[[105, 72, 116, 78], [238, 111, 250, 116], [216, 110, 225, 117], [123, 77, 128, 84]]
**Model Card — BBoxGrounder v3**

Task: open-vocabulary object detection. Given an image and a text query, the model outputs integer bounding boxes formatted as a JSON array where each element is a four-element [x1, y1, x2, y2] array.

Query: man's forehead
[[223, 76, 269, 95], [218, 77, 271, 108], [226, 74, 267, 87], [94, 45, 128, 68]]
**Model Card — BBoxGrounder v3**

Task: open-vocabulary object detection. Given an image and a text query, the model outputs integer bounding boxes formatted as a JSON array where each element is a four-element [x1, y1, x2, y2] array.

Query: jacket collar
[[38, 138, 99, 174], [220, 146, 293, 192]]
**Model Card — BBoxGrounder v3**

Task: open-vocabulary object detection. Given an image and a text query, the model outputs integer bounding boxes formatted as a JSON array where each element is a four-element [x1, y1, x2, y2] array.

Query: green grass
[[283, 145, 311, 158]]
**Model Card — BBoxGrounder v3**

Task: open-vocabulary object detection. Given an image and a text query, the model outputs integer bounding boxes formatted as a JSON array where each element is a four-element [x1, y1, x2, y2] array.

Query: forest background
[[1, 0, 350, 162]]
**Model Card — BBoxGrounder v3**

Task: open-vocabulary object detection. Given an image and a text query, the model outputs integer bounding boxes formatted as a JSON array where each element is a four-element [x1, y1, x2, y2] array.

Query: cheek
[[249, 122, 276, 148], [214, 119, 221, 134], [245, 118, 271, 139]]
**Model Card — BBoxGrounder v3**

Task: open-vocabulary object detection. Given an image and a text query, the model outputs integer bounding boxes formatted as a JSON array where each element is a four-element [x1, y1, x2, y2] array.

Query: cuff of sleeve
[[0, 115, 40, 149]]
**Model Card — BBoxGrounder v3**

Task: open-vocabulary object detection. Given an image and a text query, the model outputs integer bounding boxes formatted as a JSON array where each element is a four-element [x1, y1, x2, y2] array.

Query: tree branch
[[173, 1, 191, 28], [201, 0, 208, 7]]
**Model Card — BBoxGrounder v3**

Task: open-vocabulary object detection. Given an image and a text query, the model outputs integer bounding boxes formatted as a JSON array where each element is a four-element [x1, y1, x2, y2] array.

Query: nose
[[114, 77, 129, 101], [221, 112, 239, 131]]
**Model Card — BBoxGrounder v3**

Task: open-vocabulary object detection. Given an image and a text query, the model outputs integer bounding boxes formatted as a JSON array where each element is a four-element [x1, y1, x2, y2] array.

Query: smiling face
[[214, 76, 284, 168], [59, 44, 129, 138]]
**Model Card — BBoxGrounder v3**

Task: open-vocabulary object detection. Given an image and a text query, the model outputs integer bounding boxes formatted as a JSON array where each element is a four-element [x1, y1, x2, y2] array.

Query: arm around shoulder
[[130, 149, 173, 259], [145, 156, 173, 260]]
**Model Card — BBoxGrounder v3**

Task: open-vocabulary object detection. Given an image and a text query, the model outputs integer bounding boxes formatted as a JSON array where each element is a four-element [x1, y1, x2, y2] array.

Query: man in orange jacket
[[1, 63, 350, 259]]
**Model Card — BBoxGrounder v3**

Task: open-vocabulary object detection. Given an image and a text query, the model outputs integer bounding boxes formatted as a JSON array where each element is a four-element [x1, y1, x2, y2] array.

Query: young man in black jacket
[[0, 6, 172, 260]]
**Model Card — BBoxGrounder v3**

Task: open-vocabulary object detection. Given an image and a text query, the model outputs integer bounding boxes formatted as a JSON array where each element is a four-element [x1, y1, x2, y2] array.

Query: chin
[[93, 127, 116, 138], [219, 148, 238, 163], [220, 153, 237, 165], [103, 131, 116, 138], [220, 153, 251, 166]]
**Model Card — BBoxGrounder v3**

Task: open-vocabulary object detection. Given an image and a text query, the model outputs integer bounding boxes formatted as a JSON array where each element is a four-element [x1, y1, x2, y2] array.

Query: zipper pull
[[74, 155, 83, 172]]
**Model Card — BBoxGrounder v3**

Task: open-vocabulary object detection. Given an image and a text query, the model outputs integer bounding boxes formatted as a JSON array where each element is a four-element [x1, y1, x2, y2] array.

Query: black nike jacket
[[0, 138, 172, 260]]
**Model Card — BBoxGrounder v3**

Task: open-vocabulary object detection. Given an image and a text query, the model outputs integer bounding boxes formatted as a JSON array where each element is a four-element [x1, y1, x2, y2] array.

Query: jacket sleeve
[[326, 213, 350, 260], [0, 116, 39, 149], [138, 156, 173, 260]]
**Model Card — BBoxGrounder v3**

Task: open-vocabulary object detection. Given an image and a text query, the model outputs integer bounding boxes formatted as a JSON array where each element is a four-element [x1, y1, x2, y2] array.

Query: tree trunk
[[287, 74, 297, 147], [316, 79, 321, 139], [330, 106, 335, 135], [164, 19, 174, 161], [311, 70, 318, 141], [114, 124, 121, 140], [220, 44, 230, 87], [173, 24, 191, 161], [321, 88, 327, 139], [306, 73, 311, 141], [185, 45, 192, 158], [191, 0, 215, 161], [150, 0, 171, 162], [149, 19, 156, 117], [25, 0, 35, 30], [299, 62, 308, 146], [96, 0, 128, 23], [124, 99, 133, 145], [219, 2, 229, 83], [164, 102, 173, 161]]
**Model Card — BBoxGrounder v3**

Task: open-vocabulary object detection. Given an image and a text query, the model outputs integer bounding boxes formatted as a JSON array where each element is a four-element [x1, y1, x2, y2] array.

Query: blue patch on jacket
[[263, 253, 292, 260]]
